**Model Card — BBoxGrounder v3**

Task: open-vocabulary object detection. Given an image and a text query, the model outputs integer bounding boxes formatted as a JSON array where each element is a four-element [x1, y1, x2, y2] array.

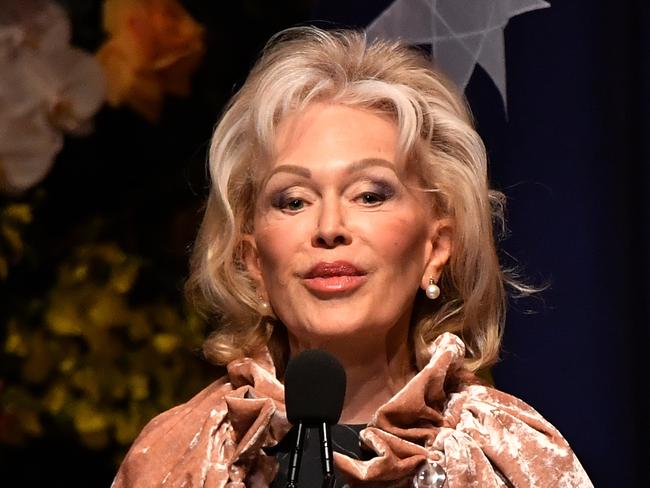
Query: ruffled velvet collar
[[223, 332, 471, 486], [114, 331, 592, 487]]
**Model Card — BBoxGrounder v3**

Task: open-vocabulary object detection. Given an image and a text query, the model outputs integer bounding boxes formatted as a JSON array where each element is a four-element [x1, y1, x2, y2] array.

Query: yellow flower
[[21, 331, 55, 384], [114, 412, 143, 445], [43, 383, 68, 415], [152, 332, 180, 354], [2, 204, 32, 225], [128, 374, 150, 401], [97, 0, 205, 121], [2, 240, 212, 451], [4, 321, 28, 357], [46, 297, 84, 336], [0, 203, 33, 279]]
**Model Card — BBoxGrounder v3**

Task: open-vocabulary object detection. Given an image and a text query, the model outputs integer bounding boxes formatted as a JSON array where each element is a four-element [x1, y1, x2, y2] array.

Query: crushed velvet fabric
[[112, 333, 593, 487]]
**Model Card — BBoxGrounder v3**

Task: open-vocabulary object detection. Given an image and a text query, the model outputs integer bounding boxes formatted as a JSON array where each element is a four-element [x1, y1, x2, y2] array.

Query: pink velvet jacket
[[112, 333, 593, 487]]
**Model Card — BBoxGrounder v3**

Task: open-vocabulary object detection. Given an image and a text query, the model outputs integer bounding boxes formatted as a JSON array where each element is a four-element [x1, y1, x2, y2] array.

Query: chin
[[293, 314, 384, 342]]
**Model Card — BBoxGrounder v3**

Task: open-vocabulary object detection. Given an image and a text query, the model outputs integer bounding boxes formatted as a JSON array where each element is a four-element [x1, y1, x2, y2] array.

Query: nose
[[312, 197, 352, 248]]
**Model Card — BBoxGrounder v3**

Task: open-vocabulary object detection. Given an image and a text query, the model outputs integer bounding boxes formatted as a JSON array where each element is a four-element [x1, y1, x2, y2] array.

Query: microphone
[[284, 349, 347, 488]]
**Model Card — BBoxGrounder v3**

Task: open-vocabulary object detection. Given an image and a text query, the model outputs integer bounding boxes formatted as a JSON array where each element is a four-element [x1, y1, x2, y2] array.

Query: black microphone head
[[284, 349, 346, 425]]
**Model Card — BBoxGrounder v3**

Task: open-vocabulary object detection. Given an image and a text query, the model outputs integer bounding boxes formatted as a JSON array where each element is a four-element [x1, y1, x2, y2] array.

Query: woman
[[113, 28, 592, 487]]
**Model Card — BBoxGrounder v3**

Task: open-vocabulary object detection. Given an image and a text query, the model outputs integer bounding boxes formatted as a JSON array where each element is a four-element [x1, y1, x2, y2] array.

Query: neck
[[287, 325, 416, 424]]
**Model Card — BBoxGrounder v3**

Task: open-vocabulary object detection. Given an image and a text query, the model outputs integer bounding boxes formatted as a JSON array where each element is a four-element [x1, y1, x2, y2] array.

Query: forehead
[[272, 103, 401, 170]]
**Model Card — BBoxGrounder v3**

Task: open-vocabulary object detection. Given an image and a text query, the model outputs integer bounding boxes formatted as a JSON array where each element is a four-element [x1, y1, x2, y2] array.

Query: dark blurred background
[[0, 1, 647, 486]]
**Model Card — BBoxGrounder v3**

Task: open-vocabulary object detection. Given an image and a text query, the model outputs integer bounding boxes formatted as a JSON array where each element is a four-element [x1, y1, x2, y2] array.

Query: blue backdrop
[[312, 1, 648, 486]]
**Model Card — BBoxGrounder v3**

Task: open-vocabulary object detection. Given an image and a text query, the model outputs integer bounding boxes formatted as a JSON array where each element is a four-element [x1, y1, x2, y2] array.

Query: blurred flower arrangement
[[0, 0, 206, 194], [0, 0, 309, 481], [0, 0, 211, 463], [1, 241, 212, 451]]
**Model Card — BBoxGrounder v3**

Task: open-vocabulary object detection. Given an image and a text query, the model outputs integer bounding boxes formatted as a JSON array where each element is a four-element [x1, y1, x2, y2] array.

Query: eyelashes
[[272, 194, 305, 211], [270, 179, 397, 212], [363, 180, 395, 202]]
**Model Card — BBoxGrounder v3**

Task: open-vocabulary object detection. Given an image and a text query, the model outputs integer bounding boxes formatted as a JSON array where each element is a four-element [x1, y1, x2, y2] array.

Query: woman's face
[[244, 103, 451, 347]]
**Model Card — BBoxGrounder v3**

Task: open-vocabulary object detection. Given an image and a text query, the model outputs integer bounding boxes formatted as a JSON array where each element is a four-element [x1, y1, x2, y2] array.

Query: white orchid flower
[[0, 0, 106, 193]]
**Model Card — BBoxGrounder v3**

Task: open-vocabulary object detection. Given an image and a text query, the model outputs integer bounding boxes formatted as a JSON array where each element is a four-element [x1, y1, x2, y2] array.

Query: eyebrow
[[349, 158, 397, 173], [262, 158, 398, 187]]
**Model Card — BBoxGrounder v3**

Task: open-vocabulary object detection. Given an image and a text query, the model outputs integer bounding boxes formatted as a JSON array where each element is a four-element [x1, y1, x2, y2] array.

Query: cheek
[[256, 235, 287, 282], [361, 213, 430, 266], [253, 218, 307, 284]]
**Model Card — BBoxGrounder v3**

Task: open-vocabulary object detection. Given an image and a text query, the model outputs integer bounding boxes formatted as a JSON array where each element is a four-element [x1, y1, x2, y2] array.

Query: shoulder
[[111, 353, 288, 488], [112, 376, 232, 488], [351, 333, 593, 487], [437, 381, 593, 487], [444, 381, 561, 435]]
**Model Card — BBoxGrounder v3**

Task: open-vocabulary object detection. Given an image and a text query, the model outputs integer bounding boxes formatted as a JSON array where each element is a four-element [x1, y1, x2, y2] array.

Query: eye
[[284, 198, 305, 211], [271, 192, 308, 213], [358, 192, 384, 205], [355, 180, 395, 206]]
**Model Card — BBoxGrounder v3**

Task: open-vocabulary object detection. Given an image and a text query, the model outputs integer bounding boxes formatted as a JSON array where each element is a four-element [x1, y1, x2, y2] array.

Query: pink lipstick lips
[[302, 261, 367, 296]]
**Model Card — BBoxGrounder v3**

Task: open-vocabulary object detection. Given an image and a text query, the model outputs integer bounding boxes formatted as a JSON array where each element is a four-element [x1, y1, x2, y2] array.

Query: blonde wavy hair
[[187, 27, 519, 373]]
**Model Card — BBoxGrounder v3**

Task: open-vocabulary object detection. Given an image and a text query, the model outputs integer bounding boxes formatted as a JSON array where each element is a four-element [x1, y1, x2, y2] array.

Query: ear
[[240, 234, 266, 296], [421, 218, 453, 289]]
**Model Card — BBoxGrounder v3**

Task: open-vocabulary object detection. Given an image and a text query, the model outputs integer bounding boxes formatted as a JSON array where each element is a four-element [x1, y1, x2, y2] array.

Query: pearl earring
[[425, 278, 440, 300], [257, 295, 270, 313]]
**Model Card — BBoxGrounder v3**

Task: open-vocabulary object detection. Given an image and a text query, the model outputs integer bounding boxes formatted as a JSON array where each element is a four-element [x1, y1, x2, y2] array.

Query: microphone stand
[[286, 422, 306, 488], [319, 422, 336, 488]]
